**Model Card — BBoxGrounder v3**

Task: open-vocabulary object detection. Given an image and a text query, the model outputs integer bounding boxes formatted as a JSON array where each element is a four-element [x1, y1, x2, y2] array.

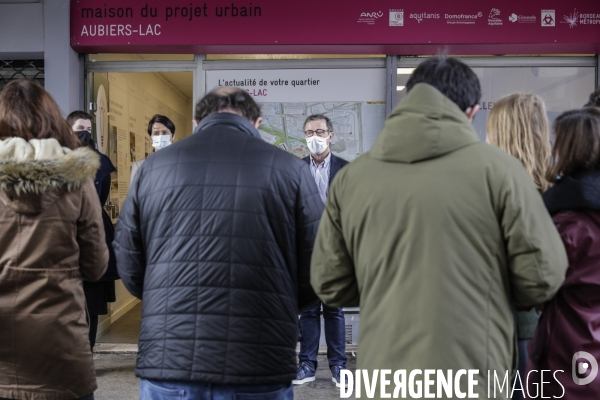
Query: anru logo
[[360, 11, 384, 18], [509, 13, 518, 22]]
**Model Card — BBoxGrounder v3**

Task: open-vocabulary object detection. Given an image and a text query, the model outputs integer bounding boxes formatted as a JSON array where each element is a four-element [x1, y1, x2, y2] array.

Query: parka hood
[[0, 137, 99, 214], [543, 169, 600, 215], [370, 83, 480, 163]]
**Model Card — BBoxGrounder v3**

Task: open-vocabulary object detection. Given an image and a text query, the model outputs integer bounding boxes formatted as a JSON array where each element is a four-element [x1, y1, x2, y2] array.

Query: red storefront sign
[[71, 0, 600, 54]]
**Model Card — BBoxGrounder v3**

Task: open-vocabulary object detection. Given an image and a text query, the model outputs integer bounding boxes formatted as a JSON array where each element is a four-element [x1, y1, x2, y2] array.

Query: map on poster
[[259, 101, 371, 161]]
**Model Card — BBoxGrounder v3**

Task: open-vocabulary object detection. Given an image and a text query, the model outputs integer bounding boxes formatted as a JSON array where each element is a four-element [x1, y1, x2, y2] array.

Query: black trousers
[[89, 314, 99, 350]]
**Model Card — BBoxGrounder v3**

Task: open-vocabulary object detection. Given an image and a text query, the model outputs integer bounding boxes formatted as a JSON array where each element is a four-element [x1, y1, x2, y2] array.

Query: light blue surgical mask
[[152, 134, 172, 150]]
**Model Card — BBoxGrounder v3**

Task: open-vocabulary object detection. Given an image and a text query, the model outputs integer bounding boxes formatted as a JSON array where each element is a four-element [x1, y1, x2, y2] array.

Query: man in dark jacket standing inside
[[114, 87, 323, 400], [294, 114, 348, 388], [311, 57, 568, 399]]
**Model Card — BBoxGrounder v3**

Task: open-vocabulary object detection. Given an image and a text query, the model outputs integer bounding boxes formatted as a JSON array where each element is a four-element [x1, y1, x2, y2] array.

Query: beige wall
[[98, 71, 193, 338], [123, 72, 193, 140]]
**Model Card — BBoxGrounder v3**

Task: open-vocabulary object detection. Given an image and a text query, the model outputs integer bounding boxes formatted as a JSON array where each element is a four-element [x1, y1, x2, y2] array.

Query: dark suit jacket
[[303, 153, 349, 186]]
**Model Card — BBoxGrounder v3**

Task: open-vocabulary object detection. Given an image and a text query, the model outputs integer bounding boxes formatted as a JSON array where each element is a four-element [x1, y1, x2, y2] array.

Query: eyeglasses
[[304, 129, 330, 137]]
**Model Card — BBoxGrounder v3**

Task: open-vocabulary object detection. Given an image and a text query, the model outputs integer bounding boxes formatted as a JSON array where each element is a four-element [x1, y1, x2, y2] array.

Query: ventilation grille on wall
[[0, 60, 44, 91]]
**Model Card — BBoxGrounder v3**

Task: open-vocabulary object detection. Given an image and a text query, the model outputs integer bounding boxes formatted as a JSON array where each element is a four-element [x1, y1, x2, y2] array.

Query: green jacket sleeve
[[499, 167, 568, 307], [310, 175, 360, 307]]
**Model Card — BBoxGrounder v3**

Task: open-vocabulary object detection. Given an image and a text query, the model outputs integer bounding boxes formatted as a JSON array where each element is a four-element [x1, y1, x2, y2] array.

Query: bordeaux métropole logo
[[338, 353, 599, 398]]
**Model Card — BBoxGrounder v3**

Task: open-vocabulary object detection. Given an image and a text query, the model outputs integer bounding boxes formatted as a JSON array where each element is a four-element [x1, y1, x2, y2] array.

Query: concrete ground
[[94, 353, 356, 400]]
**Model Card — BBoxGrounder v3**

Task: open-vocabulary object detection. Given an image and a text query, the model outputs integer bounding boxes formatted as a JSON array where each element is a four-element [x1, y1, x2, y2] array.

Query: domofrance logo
[[572, 351, 598, 385]]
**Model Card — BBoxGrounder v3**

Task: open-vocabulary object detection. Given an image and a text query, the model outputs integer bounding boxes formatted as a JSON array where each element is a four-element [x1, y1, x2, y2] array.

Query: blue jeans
[[140, 380, 293, 400], [298, 302, 347, 370]]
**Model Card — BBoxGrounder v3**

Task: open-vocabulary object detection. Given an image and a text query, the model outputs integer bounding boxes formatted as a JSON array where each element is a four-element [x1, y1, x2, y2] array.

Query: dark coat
[[94, 150, 118, 281], [0, 138, 108, 400], [527, 170, 600, 398], [113, 113, 323, 385], [302, 153, 349, 186]]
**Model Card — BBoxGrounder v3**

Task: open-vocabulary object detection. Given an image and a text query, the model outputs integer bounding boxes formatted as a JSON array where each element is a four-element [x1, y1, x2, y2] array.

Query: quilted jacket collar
[[194, 112, 262, 140]]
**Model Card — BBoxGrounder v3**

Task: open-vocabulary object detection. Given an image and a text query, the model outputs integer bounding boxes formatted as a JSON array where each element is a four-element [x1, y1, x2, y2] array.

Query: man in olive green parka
[[310, 57, 568, 399]]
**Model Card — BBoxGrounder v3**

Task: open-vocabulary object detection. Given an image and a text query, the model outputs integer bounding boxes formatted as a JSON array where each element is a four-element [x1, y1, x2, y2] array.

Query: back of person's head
[[584, 86, 600, 107], [406, 57, 481, 112], [0, 79, 79, 149], [195, 87, 261, 123], [147, 114, 176, 136], [66, 110, 93, 129], [547, 107, 600, 182], [487, 93, 551, 191]]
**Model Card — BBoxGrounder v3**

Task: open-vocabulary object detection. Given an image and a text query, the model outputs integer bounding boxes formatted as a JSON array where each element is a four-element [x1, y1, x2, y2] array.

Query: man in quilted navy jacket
[[114, 87, 323, 400]]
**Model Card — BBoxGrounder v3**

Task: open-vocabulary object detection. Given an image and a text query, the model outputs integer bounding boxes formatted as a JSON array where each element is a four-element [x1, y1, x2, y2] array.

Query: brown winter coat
[[0, 137, 108, 400]]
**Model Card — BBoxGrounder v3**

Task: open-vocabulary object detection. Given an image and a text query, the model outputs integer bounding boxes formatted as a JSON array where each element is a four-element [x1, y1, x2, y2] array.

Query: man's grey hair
[[304, 114, 333, 132]]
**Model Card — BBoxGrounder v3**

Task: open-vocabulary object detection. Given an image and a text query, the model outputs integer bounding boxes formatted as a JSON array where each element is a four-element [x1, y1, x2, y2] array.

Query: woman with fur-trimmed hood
[[0, 80, 108, 400]]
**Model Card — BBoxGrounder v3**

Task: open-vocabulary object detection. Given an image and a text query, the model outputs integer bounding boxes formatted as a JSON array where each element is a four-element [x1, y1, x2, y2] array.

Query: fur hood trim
[[0, 137, 100, 194]]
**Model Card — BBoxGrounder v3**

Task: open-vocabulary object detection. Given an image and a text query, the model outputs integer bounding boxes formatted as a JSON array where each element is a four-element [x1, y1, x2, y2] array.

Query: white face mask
[[152, 134, 172, 150], [306, 135, 329, 155]]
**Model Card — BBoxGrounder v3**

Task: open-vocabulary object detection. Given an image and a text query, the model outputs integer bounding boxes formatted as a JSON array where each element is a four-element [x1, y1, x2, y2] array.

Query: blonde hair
[[486, 94, 551, 191]]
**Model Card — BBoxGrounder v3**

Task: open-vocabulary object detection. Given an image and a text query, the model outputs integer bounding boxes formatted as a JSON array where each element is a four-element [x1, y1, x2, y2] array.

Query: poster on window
[[205, 68, 387, 161]]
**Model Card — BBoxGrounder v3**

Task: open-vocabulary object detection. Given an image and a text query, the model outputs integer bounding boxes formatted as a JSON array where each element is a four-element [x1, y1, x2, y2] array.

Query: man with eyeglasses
[[293, 114, 349, 388]]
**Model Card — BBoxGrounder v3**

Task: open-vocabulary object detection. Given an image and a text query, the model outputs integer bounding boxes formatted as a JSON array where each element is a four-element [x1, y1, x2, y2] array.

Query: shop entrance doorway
[[85, 56, 198, 347]]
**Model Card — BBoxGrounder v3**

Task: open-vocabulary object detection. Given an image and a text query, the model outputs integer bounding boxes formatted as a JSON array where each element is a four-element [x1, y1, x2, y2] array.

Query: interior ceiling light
[[397, 86, 406, 91], [397, 68, 416, 74]]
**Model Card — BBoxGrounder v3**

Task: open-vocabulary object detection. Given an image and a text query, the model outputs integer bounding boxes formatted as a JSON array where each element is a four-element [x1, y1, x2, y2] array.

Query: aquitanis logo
[[409, 12, 440, 23]]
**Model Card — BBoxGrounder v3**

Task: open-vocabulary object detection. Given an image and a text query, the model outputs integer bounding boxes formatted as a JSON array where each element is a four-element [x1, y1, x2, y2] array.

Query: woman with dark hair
[[527, 107, 600, 398], [0, 80, 108, 400], [584, 85, 600, 107], [67, 110, 118, 351], [130, 114, 175, 184]]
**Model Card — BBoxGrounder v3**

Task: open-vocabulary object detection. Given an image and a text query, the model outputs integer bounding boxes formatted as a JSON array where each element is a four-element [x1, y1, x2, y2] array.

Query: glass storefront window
[[471, 66, 596, 141], [397, 60, 597, 141]]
